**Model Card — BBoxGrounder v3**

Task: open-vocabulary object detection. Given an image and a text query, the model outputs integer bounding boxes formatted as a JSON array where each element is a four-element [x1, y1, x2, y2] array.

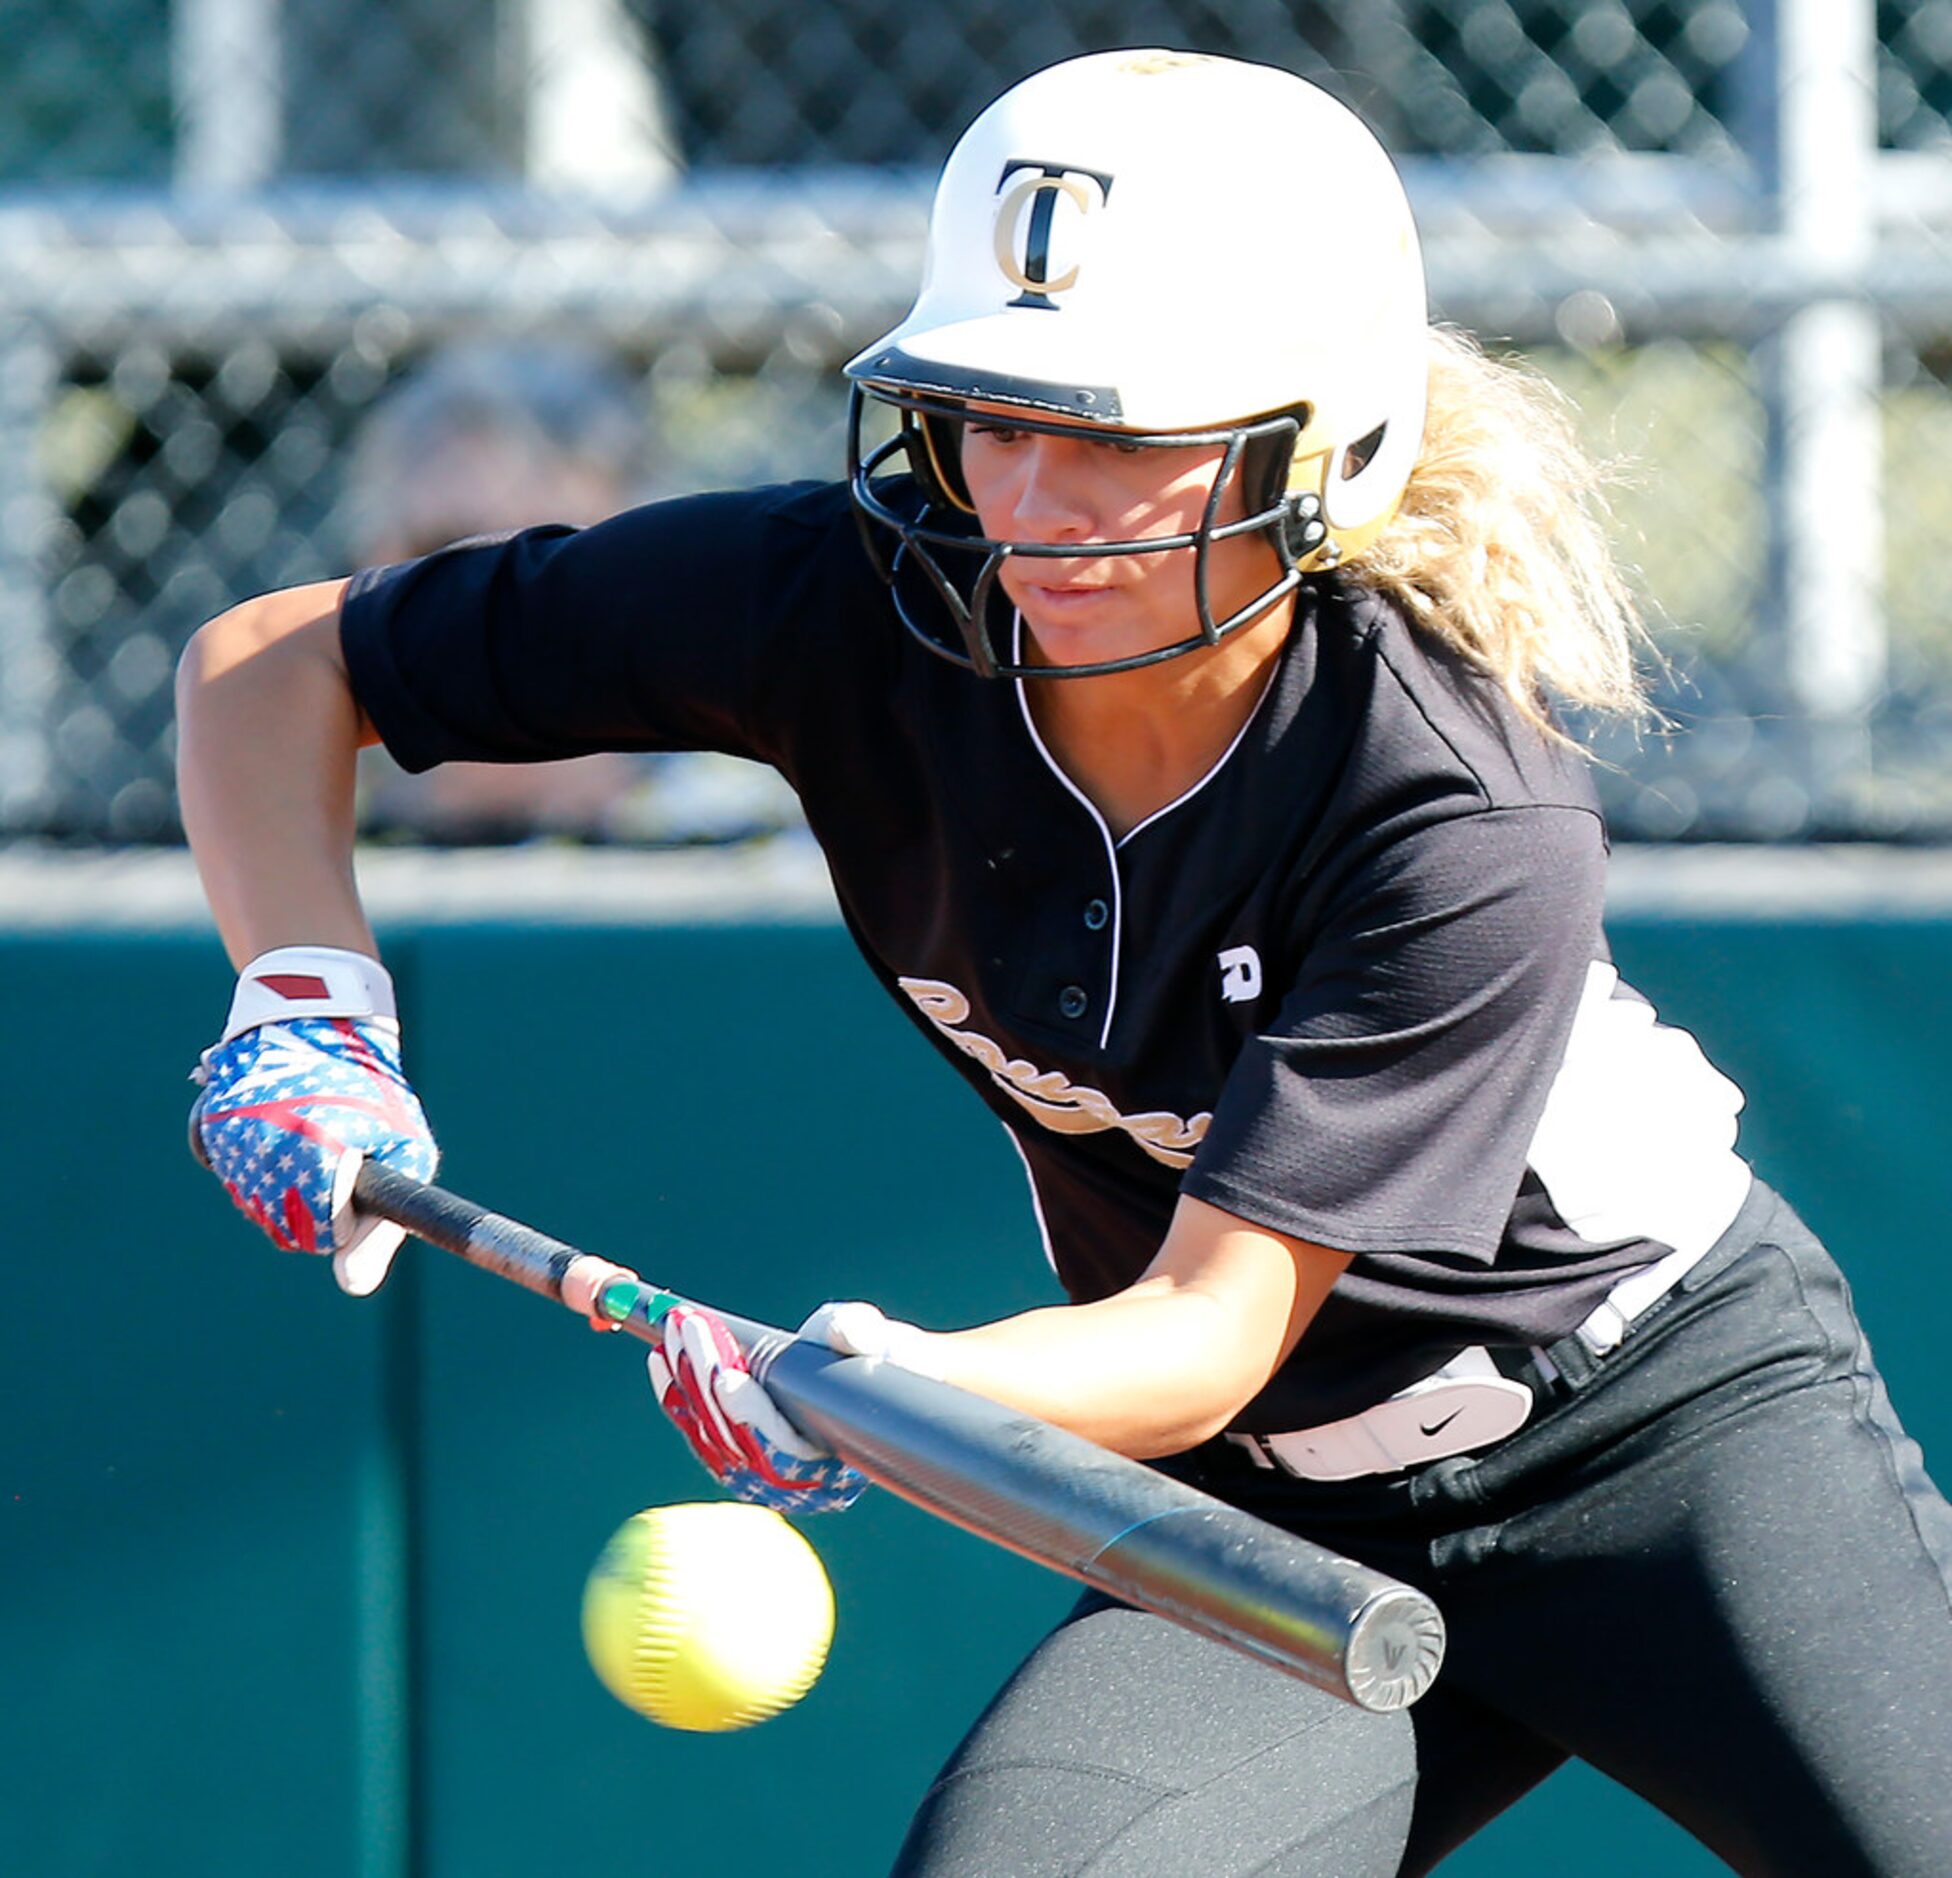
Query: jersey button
[[1082, 898, 1110, 931], [1058, 985, 1089, 1020]]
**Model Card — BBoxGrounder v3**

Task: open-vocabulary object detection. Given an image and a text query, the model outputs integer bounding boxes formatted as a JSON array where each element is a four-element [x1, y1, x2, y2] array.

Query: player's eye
[[967, 421, 1023, 444]]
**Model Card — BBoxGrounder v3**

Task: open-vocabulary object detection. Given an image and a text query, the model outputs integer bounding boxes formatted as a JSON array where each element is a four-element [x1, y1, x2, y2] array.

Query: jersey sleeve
[[1181, 804, 1607, 1262], [339, 481, 872, 774]]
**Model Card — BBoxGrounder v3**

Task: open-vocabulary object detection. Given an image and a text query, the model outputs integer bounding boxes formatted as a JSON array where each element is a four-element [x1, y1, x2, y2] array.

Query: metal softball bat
[[353, 1162, 1445, 1711]]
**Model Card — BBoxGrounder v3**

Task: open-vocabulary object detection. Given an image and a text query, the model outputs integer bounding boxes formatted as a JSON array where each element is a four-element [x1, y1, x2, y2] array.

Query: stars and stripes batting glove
[[647, 1304, 871, 1514], [190, 946, 438, 1296]]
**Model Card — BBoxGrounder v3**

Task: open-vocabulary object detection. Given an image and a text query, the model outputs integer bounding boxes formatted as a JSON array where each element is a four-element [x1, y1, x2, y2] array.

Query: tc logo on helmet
[[992, 160, 1114, 310]]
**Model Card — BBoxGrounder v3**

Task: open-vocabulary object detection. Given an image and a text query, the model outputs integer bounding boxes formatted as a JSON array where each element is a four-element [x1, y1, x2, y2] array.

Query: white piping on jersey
[[1002, 1125, 1061, 1276], [1528, 961, 1752, 1260], [1012, 613, 1126, 1050], [1008, 614, 1278, 1050], [1114, 660, 1279, 850]]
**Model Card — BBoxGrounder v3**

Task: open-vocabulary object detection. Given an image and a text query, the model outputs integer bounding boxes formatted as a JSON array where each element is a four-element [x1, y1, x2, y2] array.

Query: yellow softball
[[580, 1503, 835, 1732]]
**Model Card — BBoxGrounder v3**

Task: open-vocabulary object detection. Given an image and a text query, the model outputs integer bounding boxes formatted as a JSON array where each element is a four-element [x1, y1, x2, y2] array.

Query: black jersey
[[341, 480, 1751, 1428]]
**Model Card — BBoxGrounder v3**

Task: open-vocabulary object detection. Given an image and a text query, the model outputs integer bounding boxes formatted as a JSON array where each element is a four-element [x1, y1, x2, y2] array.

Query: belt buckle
[[1576, 1299, 1630, 1355]]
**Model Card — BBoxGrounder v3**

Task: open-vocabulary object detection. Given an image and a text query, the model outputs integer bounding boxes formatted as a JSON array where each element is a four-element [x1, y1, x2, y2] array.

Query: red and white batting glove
[[190, 946, 438, 1296], [648, 1305, 869, 1513], [646, 1301, 943, 1514]]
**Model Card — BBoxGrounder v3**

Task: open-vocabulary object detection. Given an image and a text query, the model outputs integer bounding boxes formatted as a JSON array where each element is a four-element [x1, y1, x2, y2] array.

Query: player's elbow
[[178, 580, 373, 760], [180, 579, 350, 692], [1128, 1406, 1249, 1462], [179, 598, 274, 718], [1122, 1286, 1285, 1459], [1114, 1201, 1351, 1459]]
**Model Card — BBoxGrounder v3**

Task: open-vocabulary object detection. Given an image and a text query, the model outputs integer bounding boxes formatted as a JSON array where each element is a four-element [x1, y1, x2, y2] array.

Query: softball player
[[182, 51, 1952, 1876]]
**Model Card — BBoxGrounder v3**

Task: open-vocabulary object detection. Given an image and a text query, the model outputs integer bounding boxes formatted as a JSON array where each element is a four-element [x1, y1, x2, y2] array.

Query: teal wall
[[5, 902, 1949, 1877]]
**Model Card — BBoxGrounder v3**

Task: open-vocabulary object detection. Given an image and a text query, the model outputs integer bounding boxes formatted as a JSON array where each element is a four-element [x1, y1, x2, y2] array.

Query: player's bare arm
[[178, 576, 438, 1296], [915, 1198, 1351, 1459], [176, 578, 374, 966]]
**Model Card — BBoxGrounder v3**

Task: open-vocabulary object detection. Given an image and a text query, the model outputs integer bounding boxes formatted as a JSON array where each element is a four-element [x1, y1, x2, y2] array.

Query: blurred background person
[[341, 339, 803, 844]]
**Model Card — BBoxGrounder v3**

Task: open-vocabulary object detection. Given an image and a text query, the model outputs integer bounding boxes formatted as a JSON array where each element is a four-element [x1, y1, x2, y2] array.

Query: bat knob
[[561, 1255, 642, 1330], [1343, 1587, 1446, 1711]]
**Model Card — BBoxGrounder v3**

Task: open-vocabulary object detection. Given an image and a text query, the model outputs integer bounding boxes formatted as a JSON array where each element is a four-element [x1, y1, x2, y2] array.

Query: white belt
[[1227, 1237, 1718, 1483], [1570, 1236, 1711, 1356]]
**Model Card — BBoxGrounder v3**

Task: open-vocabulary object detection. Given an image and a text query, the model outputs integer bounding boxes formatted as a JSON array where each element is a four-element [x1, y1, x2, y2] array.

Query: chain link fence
[[3, 0, 1950, 843]]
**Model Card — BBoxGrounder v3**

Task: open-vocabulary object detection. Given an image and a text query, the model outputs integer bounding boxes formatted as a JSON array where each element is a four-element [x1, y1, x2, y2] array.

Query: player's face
[[957, 405, 1285, 672]]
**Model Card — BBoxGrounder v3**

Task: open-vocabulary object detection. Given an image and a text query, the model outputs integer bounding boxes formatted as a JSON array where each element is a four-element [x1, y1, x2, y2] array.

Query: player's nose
[[1005, 437, 1098, 543]]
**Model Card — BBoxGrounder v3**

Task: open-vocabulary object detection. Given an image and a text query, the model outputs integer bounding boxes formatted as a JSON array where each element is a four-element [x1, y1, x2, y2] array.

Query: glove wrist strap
[[223, 945, 399, 1042]]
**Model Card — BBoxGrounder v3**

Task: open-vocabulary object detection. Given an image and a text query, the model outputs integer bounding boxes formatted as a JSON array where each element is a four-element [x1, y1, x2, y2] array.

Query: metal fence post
[[172, 0, 284, 192], [1768, 0, 1886, 815], [519, 0, 682, 191]]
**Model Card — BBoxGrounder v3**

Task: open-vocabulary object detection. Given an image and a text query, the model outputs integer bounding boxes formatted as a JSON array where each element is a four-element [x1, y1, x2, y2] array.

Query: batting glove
[[647, 1298, 947, 1513], [797, 1299, 947, 1379], [190, 946, 438, 1296], [648, 1304, 870, 1513]]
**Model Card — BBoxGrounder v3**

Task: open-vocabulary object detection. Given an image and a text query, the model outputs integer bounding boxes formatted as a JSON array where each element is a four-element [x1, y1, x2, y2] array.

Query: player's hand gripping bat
[[353, 1163, 1445, 1712]]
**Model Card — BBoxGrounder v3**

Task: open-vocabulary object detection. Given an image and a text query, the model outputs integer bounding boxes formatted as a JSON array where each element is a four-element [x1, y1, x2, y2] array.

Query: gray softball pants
[[890, 1182, 1952, 1876]]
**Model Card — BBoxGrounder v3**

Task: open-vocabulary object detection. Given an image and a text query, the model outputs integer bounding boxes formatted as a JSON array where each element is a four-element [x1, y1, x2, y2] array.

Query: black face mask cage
[[846, 386, 1320, 681]]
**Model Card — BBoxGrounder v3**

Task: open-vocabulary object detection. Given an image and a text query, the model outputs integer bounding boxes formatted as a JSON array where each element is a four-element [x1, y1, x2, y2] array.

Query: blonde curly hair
[[1351, 325, 1657, 737]]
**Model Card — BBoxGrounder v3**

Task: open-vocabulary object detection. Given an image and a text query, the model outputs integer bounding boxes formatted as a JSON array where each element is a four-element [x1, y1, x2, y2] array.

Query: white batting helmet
[[846, 49, 1429, 678]]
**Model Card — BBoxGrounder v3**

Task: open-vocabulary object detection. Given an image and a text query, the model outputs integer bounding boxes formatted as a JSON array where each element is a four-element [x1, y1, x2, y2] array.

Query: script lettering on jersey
[[898, 977, 1210, 1169]]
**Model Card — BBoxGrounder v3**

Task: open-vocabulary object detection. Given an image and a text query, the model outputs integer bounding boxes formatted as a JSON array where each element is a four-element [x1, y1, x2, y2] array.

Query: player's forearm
[[176, 580, 376, 967], [921, 1280, 1292, 1460]]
